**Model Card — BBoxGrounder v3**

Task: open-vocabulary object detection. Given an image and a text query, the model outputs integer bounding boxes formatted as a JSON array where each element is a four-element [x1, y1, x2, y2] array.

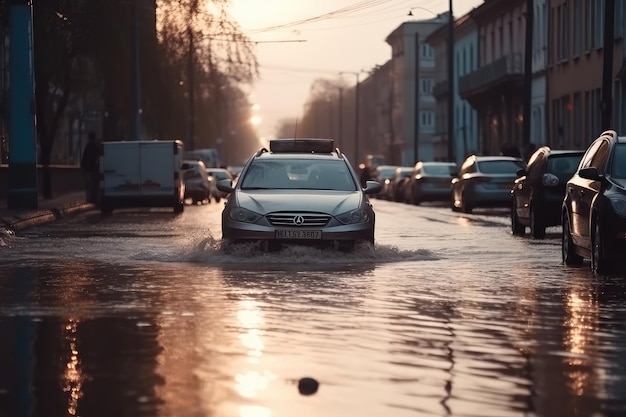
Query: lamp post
[[446, 0, 454, 162], [408, 6, 438, 17]]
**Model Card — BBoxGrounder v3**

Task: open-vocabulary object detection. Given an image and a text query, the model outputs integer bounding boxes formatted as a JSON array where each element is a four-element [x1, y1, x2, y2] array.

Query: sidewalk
[[0, 192, 96, 234]]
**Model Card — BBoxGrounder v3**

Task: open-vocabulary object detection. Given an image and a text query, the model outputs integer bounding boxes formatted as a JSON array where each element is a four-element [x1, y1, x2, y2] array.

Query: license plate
[[275, 229, 322, 239]]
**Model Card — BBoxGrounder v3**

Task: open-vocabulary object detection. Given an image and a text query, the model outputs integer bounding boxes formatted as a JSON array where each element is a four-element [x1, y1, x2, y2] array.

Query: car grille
[[267, 213, 331, 227]]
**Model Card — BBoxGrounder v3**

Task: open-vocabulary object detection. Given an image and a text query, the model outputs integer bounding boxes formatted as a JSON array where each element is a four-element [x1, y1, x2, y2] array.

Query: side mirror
[[216, 178, 234, 193], [578, 166, 602, 181], [363, 180, 383, 195]]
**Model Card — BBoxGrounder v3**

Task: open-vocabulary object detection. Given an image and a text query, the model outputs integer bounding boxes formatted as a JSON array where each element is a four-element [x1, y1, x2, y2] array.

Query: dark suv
[[511, 147, 584, 238], [562, 130, 626, 272]]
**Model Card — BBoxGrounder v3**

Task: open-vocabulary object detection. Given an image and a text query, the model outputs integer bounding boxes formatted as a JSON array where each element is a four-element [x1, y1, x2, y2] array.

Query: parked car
[[371, 165, 398, 199], [451, 155, 525, 213], [404, 161, 457, 205], [384, 166, 413, 201], [206, 168, 234, 203], [216, 138, 382, 251], [181, 159, 211, 204], [511, 147, 584, 238], [562, 130, 626, 273]]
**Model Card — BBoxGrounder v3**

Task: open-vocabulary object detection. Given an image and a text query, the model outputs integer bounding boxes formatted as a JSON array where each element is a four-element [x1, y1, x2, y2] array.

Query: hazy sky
[[227, 0, 484, 141]]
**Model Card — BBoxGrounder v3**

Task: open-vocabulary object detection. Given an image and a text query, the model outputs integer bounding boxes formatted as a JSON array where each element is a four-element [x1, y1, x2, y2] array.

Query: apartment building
[[459, 0, 527, 156], [385, 13, 448, 166], [426, 11, 480, 165], [547, 0, 624, 149]]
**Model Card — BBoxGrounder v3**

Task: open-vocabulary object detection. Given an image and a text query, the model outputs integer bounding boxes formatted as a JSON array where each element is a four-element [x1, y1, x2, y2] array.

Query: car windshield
[[611, 144, 626, 179], [547, 154, 582, 178], [477, 160, 525, 174], [422, 164, 454, 175], [240, 159, 357, 191]]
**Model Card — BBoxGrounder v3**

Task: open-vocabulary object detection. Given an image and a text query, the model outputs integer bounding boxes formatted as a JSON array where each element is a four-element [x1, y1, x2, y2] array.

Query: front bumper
[[222, 217, 375, 243]]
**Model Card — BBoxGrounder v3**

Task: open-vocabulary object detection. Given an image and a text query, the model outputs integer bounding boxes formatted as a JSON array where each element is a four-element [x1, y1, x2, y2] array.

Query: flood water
[[1, 200, 626, 417]]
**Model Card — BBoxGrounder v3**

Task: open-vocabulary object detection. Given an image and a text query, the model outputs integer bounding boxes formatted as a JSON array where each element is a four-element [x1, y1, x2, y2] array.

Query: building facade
[[385, 14, 448, 166], [459, 0, 527, 156], [426, 11, 480, 165], [547, 0, 624, 149], [530, 0, 548, 151]]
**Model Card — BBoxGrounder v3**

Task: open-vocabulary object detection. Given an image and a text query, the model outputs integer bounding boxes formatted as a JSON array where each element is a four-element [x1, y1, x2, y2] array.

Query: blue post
[[8, 0, 38, 209]]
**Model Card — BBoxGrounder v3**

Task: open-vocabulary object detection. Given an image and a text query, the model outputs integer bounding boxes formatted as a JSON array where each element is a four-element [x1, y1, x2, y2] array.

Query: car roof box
[[270, 138, 334, 153]]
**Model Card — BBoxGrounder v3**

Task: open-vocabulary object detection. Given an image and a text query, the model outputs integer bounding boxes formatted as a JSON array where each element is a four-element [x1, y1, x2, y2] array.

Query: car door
[[569, 139, 608, 249]]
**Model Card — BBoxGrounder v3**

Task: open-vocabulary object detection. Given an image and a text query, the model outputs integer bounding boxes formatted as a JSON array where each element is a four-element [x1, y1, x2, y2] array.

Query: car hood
[[236, 190, 363, 215]]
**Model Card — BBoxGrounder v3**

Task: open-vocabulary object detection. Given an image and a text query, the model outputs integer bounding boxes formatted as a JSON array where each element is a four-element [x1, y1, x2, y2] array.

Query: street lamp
[[407, 6, 438, 17]]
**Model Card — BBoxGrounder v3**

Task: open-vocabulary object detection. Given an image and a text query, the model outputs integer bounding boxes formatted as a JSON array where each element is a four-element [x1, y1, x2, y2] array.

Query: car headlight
[[609, 197, 626, 217], [229, 207, 262, 223], [336, 208, 369, 224]]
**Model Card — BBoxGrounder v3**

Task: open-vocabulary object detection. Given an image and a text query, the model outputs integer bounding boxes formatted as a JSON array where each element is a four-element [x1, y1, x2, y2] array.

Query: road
[[1, 198, 625, 417]]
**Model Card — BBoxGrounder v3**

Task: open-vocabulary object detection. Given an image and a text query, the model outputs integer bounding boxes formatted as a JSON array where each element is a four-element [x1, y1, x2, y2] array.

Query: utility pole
[[355, 74, 360, 164], [447, 0, 455, 162], [338, 87, 343, 150], [132, 1, 141, 140], [522, 0, 533, 149], [8, 0, 37, 209], [601, 0, 616, 130], [414, 31, 420, 164], [188, 27, 195, 150]]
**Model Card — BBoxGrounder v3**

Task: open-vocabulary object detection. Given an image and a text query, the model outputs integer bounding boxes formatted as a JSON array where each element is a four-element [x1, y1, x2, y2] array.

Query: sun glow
[[250, 115, 262, 125]]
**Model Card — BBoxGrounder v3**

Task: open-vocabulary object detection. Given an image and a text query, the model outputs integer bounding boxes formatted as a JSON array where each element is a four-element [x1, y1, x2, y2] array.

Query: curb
[[0, 202, 96, 234]]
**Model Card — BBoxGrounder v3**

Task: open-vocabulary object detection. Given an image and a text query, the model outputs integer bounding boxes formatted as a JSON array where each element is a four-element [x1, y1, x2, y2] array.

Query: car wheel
[[511, 199, 525, 235], [562, 210, 583, 265], [450, 191, 459, 212], [215, 196, 221, 203], [461, 192, 472, 214], [591, 214, 609, 273], [530, 205, 545, 239]]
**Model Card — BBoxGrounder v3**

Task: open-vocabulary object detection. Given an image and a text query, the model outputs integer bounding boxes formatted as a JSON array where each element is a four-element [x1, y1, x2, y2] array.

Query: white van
[[100, 140, 185, 213]]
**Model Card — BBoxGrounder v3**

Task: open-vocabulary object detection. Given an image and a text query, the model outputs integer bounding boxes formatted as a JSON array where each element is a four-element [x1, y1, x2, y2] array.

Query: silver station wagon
[[216, 138, 382, 251]]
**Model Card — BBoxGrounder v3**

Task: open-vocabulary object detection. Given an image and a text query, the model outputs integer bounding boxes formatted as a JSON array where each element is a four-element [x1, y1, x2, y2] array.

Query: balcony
[[459, 53, 523, 100]]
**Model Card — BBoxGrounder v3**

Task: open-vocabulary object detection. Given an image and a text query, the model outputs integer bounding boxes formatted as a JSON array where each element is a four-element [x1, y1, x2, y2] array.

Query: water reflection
[[2, 244, 626, 417]]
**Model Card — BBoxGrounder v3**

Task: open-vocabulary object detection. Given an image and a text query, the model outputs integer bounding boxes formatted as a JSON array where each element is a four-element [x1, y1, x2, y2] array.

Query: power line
[[245, 0, 436, 34]]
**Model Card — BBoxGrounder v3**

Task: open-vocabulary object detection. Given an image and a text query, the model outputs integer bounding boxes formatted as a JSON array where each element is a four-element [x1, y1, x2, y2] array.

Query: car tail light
[[542, 173, 559, 186]]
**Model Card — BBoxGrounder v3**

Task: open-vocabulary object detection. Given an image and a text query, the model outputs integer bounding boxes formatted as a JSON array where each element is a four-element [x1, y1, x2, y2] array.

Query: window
[[420, 111, 435, 130], [573, 0, 582, 56], [585, 0, 593, 51], [563, 2, 570, 59], [421, 78, 433, 95], [615, 0, 624, 38], [421, 43, 433, 60], [594, 0, 604, 49]]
